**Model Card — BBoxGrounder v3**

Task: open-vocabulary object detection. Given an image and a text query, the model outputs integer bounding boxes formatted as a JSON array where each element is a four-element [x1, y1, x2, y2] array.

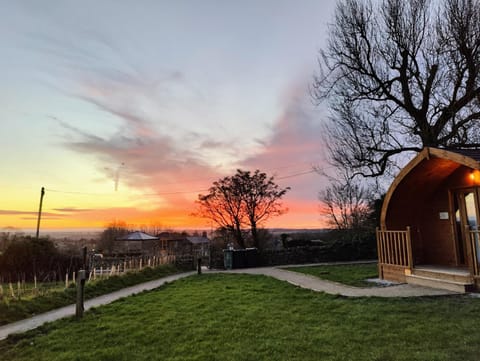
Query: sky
[[0, 0, 338, 233]]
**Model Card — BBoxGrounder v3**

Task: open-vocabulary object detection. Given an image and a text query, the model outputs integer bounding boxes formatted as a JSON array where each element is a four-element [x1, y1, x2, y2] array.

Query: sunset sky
[[1, 0, 338, 232]]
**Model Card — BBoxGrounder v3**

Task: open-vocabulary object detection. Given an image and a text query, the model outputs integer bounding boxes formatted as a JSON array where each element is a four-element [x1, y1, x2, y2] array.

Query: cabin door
[[453, 188, 480, 266]]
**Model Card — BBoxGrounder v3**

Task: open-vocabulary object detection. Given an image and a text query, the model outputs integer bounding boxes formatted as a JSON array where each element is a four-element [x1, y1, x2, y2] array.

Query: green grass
[[0, 265, 181, 326], [1, 273, 480, 361], [287, 263, 379, 287]]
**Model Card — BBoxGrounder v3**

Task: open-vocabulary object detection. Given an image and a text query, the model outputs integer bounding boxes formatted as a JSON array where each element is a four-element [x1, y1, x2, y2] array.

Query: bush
[[0, 237, 81, 282]]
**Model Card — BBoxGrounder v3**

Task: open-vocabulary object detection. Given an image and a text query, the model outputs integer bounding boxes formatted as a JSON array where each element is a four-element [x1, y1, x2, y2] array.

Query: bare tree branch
[[313, 0, 480, 177]]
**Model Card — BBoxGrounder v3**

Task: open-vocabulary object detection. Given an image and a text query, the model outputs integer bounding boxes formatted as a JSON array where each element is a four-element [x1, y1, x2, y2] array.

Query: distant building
[[156, 232, 210, 257], [114, 231, 160, 256]]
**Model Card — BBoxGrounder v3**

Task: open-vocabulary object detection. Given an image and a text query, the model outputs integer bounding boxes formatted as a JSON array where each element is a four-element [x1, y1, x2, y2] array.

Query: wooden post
[[376, 228, 383, 279], [405, 226, 413, 272], [197, 258, 202, 275], [65, 273, 69, 289], [76, 270, 86, 319], [470, 231, 479, 276]]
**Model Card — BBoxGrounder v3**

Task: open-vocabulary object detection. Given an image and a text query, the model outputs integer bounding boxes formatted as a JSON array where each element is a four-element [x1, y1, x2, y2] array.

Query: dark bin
[[232, 250, 246, 269], [244, 248, 258, 268], [224, 248, 258, 269]]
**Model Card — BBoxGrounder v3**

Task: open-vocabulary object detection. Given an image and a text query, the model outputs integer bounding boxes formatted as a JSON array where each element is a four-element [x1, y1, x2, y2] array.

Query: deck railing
[[376, 227, 413, 273], [469, 230, 480, 276]]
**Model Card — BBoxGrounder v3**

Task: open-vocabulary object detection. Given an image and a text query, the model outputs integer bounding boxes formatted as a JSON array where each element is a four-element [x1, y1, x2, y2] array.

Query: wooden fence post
[[406, 226, 413, 272], [76, 270, 86, 319], [376, 227, 383, 279]]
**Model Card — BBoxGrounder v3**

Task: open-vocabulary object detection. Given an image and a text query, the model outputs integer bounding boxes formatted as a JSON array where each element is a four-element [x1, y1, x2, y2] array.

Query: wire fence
[[0, 253, 184, 302]]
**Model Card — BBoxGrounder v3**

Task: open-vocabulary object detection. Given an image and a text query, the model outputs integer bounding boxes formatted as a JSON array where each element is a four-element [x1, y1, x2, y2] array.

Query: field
[[1, 273, 480, 361]]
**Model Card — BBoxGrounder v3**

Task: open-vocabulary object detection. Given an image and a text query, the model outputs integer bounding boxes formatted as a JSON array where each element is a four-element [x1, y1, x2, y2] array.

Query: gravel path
[[0, 265, 458, 341]]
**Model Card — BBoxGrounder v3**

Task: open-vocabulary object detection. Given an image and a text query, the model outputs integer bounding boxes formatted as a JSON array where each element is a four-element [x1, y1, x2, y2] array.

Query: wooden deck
[[377, 227, 477, 292], [406, 265, 474, 293]]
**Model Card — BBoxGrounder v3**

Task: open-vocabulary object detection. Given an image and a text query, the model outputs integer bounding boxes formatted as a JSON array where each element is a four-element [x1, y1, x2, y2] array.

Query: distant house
[[114, 231, 160, 256], [377, 147, 480, 292], [185, 236, 210, 257], [157, 232, 210, 257]]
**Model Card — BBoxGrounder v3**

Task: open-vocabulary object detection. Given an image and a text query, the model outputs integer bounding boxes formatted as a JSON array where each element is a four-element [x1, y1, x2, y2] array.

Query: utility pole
[[36, 187, 45, 240]]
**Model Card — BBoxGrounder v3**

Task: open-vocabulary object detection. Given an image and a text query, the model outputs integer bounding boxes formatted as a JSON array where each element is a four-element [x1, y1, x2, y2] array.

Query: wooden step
[[412, 268, 472, 283], [406, 274, 473, 293]]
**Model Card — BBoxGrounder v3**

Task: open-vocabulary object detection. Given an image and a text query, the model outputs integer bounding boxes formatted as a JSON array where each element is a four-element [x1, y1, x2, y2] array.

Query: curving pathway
[[0, 264, 458, 341], [211, 266, 457, 297]]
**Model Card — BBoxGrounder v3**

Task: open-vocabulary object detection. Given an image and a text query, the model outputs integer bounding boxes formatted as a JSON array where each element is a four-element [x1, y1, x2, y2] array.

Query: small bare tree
[[98, 220, 130, 254], [313, 0, 480, 177], [196, 170, 289, 248], [236, 170, 290, 248], [197, 175, 246, 248], [320, 173, 375, 231]]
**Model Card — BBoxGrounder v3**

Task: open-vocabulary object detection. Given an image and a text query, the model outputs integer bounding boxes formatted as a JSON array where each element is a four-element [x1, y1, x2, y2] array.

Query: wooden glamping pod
[[377, 147, 480, 292]]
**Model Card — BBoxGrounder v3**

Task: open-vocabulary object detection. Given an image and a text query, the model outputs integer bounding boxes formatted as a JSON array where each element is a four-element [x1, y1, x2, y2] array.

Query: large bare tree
[[313, 0, 480, 177]]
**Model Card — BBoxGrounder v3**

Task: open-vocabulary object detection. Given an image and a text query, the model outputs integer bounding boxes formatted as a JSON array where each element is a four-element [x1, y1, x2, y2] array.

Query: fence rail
[[376, 227, 413, 271]]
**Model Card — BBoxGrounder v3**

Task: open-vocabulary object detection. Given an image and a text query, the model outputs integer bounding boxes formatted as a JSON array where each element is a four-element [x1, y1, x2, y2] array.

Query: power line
[[277, 169, 317, 179], [45, 189, 113, 196], [45, 187, 210, 197], [142, 189, 210, 196], [43, 166, 324, 198]]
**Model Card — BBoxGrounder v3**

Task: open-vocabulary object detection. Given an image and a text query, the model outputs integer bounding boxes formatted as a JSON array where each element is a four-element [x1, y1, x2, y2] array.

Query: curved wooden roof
[[381, 147, 480, 228]]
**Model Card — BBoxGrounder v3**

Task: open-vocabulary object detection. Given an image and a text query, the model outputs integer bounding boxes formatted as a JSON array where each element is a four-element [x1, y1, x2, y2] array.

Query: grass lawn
[[1, 273, 480, 361], [287, 263, 379, 287], [0, 264, 181, 326]]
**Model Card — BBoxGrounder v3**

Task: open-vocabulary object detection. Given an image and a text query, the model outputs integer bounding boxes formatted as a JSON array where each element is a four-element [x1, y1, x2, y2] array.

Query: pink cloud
[[241, 82, 330, 227], [54, 71, 330, 228]]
